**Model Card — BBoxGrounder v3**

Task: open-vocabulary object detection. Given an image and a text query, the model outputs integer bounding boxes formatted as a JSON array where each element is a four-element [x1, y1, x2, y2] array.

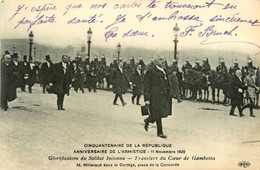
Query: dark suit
[[26, 63, 38, 93], [8, 61, 19, 100], [18, 61, 29, 91], [41, 61, 54, 93], [52, 62, 71, 110], [144, 66, 172, 135], [229, 75, 247, 116], [131, 70, 144, 104], [112, 67, 129, 105]]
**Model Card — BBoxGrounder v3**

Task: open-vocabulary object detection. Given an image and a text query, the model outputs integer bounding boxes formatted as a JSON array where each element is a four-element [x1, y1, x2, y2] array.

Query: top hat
[[4, 50, 10, 55], [45, 55, 50, 60], [23, 55, 27, 60], [11, 53, 19, 59]]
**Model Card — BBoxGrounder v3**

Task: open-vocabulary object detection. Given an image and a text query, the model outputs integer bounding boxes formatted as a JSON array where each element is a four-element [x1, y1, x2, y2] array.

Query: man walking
[[51, 55, 71, 110], [41, 55, 54, 93], [143, 55, 172, 138]]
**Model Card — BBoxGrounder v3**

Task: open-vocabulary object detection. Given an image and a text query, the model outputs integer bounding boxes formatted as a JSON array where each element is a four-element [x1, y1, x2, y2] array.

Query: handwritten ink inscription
[[5, 0, 260, 52]]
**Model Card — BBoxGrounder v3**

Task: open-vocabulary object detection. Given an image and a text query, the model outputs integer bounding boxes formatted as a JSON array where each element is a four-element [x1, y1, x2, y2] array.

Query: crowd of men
[[1, 50, 259, 138]]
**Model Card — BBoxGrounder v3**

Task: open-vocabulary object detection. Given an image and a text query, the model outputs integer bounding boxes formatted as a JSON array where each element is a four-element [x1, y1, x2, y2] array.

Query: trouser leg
[[229, 104, 236, 115], [118, 94, 125, 105], [156, 118, 163, 135], [113, 94, 118, 104], [136, 95, 141, 105], [43, 84, 46, 93], [237, 104, 243, 116], [132, 94, 136, 104], [249, 98, 255, 116]]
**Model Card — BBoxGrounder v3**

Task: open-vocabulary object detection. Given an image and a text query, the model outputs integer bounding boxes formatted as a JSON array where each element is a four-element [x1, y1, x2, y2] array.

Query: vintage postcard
[[1, 0, 260, 169]]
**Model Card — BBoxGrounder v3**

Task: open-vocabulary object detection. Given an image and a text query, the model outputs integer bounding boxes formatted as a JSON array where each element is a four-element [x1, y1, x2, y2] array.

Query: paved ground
[[1, 84, 259, 170]]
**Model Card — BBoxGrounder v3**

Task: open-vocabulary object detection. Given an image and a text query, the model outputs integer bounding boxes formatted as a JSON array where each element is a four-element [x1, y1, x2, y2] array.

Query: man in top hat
[[26, 57, 38, 93], [130, 63, 144, 105], [41, 55, 54, 93], [143, 55, 172, 138], [19, 55, 29, 91], [9, 53, 19, 94]]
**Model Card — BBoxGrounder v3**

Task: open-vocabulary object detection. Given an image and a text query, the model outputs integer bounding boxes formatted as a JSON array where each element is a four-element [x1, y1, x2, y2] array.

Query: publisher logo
[[238, 161, 251, 168]]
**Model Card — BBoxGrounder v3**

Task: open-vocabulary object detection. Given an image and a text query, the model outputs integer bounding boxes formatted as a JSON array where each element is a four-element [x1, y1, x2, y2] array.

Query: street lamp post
[[34, 47, 36, 61], [173, 23, 180, 61], [29, 31, 34, 60], [117, 43, 121, 62], [87, 27, 92, 59]]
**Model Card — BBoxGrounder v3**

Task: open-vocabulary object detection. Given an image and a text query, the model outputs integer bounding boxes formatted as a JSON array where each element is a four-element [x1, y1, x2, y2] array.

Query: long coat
[[131, 70, 144, 95], [244, 75, 257, 99], [26, 64, 38, 86], [41, 62, 54, 85], [144, 66, 172, 119], [1, 62, 17, 102], [8, 61, 19, 101], [52, 62, 71, 95], [169, 73, 180, 97], [230, 76, 247, 105], [112, 68, 129, 95], [18, 61, 28, 87]]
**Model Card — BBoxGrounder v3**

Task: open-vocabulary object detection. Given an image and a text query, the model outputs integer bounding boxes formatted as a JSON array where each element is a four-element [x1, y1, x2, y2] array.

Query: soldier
[[193, 60, 202, 72], [201, 57, 211, 75], [74, 64, 85, 93], [26, 57, 38, 93], [229, 60, 240, 76], [182, 58, 192, 73], [50, 55, 71, 110], [242, 59, 256, 79], [19, 55, 29, 91], [41, 55, 54, 93], [144, 55, 172, 138], [216, 59, 228, 75], [89, 65, 97, 92], [169, 59, 179, 73], [130, 64, 144, 105], [110, 58, 118, 70], [243, 69, 258, 117], [112, 62, 129, 106]]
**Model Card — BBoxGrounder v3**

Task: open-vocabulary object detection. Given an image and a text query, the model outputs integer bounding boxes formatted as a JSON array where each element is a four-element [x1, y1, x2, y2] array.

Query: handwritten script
[[4, 0, 260, 54]]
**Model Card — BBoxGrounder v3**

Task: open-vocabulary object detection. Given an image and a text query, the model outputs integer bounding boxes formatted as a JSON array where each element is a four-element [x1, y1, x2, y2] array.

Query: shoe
[[113, 103, 118, 105], [177, 99, 183, 103], [122, 103, 127, 106], [136, 103, 141, 105], [58, 107, 61, 110], [61, 108, 65, 110], [240, 114, 245, 117], [144, 119, 149, 131], [157, 134, 167, 138], [230, 114, 237, 116], [250, 114, 256, 117]]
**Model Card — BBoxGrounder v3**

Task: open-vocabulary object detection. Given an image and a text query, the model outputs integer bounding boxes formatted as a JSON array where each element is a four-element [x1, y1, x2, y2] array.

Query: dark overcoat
[[41, 62, 54, 85], [26, 64, 38, 86], [18, 61, 29, 86], [230, 76, 247, 105], [144, 66, 172, 119], [112, 68, 129, 95], [131, 70, 144, 95], [52, 62, 71, 95], [8, 61, 19, 101], [169, 73, 180, 97]]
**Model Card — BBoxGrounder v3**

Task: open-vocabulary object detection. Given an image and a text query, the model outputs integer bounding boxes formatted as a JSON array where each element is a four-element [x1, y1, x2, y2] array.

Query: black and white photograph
[[1, 0, 260, 169]]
